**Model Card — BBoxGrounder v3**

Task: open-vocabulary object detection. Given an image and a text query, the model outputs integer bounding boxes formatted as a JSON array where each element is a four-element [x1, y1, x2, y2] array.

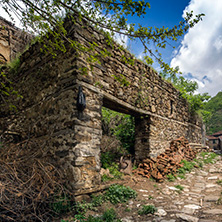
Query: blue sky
[[115, 0, 222, 97], [124, 0, 191, 62], [0, 0, 222, 96]]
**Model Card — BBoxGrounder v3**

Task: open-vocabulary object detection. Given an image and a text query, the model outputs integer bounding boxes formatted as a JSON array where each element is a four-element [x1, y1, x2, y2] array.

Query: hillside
[[204, 91, 222, 135]]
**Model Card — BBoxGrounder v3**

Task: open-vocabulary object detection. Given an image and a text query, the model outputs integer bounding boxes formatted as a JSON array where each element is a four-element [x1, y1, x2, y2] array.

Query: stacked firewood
[[133, 137, 197, 182]]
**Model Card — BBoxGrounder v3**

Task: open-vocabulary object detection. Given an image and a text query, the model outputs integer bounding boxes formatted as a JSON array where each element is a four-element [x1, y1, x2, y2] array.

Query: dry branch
[[0, 139, 69, 221]]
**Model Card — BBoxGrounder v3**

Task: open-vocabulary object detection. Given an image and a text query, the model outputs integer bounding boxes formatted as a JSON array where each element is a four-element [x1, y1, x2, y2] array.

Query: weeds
[[86, 208, 121, 222], [216, 197, 222, 205], [125, 207, 131, 212], [148, 195, 153, 200], [216, 180, 222, 186], [180, 160, 196, 172], [63, 184, 137, 221], [138, 205, 157, 215], [174, 185, 184, 191], [177, 173, 186, 179], [203, 152, 218, 164], [101, 154, 123, 182], [167, 174, 176, 182], [51, 193, 73, 214], [91, 194, 104, 207], [7, 56, 21, 74], [105, 184, 137, 204]]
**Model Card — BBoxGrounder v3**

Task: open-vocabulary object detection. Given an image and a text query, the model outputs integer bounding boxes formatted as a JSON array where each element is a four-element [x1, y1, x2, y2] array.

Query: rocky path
[[120, 154, 222, 222]]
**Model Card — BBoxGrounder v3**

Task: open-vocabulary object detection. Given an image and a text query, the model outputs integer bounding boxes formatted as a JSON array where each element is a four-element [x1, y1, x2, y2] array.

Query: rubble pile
[[133, 137, 197, 182]]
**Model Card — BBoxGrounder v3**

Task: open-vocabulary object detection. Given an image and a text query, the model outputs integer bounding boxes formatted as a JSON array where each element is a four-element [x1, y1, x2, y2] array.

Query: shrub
[[102, 107, 135, 154], [86, 208, 121, 222], [180, 160, 195, 172], [138, 205, 157, 215], [167, 174, 176, 182], [101, 151, 116, 169], [174, 185, 184, 191], [91, 194, 104, 207], [51, 193, 72, 214], [105, 184, 137, 204]]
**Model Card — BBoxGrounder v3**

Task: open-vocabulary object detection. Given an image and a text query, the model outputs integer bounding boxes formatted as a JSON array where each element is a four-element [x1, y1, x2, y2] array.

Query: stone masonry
[[0, 15, 204, 193], [0, 16, 33, 64]]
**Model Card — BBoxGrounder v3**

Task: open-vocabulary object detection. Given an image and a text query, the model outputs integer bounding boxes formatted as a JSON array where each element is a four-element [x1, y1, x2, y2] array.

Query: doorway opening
[[101, 106, 135, 155], [100, 105, 135, 181]]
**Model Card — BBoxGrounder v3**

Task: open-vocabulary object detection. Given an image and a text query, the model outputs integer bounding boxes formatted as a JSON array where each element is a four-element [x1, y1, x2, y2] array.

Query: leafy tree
[[202, 91, 222, 134], [0, 0, 204, 111], [102, 107, 135, 154], [0, 0, 204, 71], [160, 67, 211, 113]]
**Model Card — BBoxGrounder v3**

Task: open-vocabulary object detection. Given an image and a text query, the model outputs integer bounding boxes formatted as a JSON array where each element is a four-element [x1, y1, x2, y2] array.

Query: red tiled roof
[[206, 135, 218, 140], [212, 131, 222, 136]]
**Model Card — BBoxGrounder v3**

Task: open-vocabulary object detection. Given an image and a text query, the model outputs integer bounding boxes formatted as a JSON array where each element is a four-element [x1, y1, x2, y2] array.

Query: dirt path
[[97, 154, 222, 222]]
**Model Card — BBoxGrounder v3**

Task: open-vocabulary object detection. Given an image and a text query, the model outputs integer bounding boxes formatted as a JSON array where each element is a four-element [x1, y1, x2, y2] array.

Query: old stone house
[[0, 16, 32, 64], [206, 131, 222, 152], [0, 15, 205, 194]]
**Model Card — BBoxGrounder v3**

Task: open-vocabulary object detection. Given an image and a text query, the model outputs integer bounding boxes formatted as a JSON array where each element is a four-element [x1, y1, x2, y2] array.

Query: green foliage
[[204, 91, 222, 111], [102, 107, 135, 154], [112, 74, 130, 87], [202, 152, 218, 164], [177, 174, 186, 179], [160, 67, 211, 113], [7, 56, 21, 74], [125, 207, 131, 212], [108, 164, 123, 179], [68, 185, 136, 221], [101, 151, 116, 169], [166, 174, 176, 182], [180, 160, 196, 172], [174, 185, 184, 191], [148, 195, 153, 200], [216, 197, 222, 205], [86, 208, 121, 222], [138, 205, 157, 215], [104, 184, 137, 205], [100, 151, 123, 182], [91, 194, 104, 207], [0, 66, 23, 113], [202, 91, 222, 134], [1, 0, 205, 114], [1, 0, 204, 78], [50, 193, 72, 215], [216, 180, 222, 186], [193, 158, 203, 168], [101, 163, 123, 182]]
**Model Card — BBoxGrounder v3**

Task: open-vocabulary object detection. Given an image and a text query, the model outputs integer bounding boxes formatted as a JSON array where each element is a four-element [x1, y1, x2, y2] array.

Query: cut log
[[133, 137, 198, 181]]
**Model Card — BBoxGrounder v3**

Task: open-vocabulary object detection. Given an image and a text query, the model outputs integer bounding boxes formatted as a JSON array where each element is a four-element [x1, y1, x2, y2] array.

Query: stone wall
[[0, 16, 33, 64], [0, 15, 203, 193]]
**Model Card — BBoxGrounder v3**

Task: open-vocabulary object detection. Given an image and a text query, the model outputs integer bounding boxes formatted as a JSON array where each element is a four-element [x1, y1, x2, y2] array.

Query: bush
[[138, 205, 157, 215], [167, 174, 176, 182], [86, 208, 121, 222], [105, 184, 137, 204], [51, 193, 72, 214], [101, 151, 116, 169], [102, 107, 135, 154], [180, 160, 195, 172]]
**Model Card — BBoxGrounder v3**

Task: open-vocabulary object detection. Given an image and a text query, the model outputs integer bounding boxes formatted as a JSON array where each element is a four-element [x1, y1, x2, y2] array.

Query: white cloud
[[171, 0, 222, 96], [114, 33, 128, 48], [0, 4, 24, 29]]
